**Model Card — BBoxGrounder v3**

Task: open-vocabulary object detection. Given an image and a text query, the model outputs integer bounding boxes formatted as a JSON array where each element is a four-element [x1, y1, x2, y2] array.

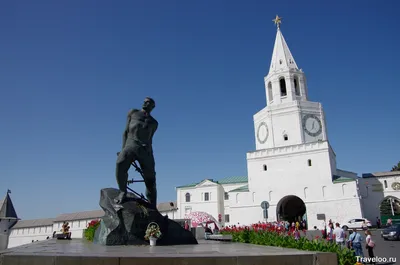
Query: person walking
[[333, 223, 345, 247], [349, 228, 364, 258], [365, 230, 375, 264], [327, 223, 334, 243]]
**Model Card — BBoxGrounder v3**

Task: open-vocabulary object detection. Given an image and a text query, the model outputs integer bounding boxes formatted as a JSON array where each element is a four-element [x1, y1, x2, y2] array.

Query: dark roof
[[12, 218, 55, 229], [176, 176, 248, 189], [362, 171, 400, 178], [0, 193, 18, 219], [336, 169, 357, 175]]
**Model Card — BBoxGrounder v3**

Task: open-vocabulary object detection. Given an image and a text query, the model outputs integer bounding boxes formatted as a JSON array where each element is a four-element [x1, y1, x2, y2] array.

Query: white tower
[[0, 190, 19, 250], [231, 16, 362, 228], [253, 16, 328, 151]]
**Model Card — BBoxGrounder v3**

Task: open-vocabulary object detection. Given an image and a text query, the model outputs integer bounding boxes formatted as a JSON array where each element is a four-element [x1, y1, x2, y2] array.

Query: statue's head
[[142, 97, 155, 113]]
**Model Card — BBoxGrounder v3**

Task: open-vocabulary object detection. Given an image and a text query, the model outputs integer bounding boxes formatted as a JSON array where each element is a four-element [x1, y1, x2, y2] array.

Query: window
[[184, 206, 192, 215], [342, 184, 347, 196], [225, 214, 230, 223], [185, 192, 190, 202], [280, 78, 287, 97], [267, 82, 273, 102], [294, 76, 300, 96], [384, 180, 388, 189], [308, 159, 312, 166], [204, 192, 210, 201], [224, 192, 229, 200], [304, 187, 308, 198], [283, 134, 288, 141], [322, 186, 327, 198], [263, 164, 267, 171]]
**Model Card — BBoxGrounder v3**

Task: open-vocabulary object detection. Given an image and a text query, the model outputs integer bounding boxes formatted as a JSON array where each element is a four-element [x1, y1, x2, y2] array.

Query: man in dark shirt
[[115, 97, 158, 207]]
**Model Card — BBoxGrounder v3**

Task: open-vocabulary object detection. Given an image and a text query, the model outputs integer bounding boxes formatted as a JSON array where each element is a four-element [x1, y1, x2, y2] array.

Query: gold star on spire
[[272, 15, 282, 29]]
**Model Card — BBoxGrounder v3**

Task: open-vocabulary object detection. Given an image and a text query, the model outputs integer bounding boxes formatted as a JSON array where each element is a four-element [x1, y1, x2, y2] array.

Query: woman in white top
[[365, 230, 375, 262]]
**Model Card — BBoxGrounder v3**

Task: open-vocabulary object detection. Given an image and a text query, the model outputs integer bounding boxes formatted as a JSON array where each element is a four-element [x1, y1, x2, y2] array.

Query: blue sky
[[0, 0, 399, 219]]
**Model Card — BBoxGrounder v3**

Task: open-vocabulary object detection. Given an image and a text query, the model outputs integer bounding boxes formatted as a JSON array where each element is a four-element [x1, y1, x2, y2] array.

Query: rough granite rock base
[[93, 188, 198, 246]]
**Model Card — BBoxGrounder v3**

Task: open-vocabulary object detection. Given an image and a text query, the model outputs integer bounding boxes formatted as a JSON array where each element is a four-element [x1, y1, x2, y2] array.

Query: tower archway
[[379, 196, 400, 225], [276, 195, 307, 226]]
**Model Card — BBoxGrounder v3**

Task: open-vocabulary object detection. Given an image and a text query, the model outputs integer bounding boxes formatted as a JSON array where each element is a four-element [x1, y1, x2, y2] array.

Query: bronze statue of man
[[115, 97, 158, 207]]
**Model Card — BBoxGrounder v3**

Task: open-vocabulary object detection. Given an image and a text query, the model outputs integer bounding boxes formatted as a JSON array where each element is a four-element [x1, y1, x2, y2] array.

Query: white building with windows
[[176, 176, 248, 225], [0, 193, 178, 249], [175, 19, 365, 230]]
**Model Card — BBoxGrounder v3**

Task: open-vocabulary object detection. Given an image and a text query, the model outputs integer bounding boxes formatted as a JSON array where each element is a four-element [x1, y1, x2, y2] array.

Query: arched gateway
[[379, 196, 400, 224], [276, 195, 307, 225]]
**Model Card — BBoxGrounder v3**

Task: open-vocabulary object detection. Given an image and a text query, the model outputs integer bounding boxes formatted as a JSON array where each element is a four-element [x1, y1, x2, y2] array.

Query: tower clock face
[[257, 122, 269, 144], [392, 182, 400, 190], [302, 114, 322, 137]]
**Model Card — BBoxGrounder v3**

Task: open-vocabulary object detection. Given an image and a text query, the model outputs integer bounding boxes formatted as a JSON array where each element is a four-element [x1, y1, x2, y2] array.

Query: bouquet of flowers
[[144, 222, 162, 240], [84, 219, 101, 241]]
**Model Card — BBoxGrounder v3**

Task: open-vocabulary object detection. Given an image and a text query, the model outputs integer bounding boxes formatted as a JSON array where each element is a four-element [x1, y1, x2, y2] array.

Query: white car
[[342, 218, 372, 230]]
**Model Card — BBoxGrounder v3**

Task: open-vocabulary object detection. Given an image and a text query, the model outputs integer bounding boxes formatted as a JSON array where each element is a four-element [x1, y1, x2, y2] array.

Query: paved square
[[0, 239, 337, 265]]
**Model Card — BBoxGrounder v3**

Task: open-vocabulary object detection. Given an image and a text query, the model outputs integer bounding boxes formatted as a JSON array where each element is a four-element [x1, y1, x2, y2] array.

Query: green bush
[[84, 219, 100, 242], [221, 228, 356, 265]]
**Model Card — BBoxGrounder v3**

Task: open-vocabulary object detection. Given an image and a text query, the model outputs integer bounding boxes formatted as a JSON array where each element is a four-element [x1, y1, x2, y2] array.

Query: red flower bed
[[220, 222, 356, 265], [221, 222, 307, 238]]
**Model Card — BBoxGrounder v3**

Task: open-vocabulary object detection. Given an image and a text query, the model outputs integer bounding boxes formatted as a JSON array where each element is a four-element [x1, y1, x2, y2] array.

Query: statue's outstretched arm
[[122, 109, 135, 149]]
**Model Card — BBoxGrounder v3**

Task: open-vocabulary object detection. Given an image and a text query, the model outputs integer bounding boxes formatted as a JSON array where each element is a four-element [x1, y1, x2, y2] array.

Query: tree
[[391, 161, 400, 172], [380, 197, 400, 215]]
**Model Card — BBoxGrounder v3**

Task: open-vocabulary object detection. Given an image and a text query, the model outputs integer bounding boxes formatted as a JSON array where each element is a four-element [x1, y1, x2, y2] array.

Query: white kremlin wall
[[7, 203, 177, 249]]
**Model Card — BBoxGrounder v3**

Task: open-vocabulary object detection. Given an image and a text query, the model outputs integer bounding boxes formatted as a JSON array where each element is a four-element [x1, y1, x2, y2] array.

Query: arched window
[[267, 82, 273, 102], [185, 193, 190, 202], [308, 159, 312, 166], [263, 164, 267, 171], [280, 78, 287, 97], [294, 76, 300, 96], [384, 180, 388, 189], [342, 184, 347, 196], [283, 134, 288, 141], [322, 186, 327, 198]]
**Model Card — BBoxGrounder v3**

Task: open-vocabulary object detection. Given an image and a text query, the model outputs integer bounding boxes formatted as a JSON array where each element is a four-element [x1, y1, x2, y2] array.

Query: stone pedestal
[[93, 188, 198, 246]]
